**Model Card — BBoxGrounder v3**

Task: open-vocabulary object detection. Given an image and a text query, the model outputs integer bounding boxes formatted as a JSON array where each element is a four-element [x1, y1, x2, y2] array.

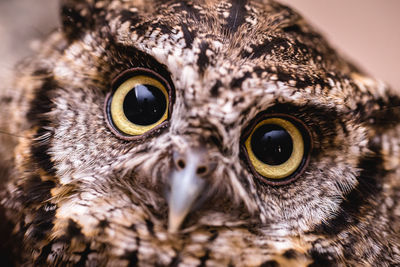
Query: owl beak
[[168, 149, 209, 233]]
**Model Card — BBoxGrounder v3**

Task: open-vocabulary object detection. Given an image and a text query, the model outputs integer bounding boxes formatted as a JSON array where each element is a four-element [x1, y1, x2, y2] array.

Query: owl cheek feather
[[167, 148, 215, 233]]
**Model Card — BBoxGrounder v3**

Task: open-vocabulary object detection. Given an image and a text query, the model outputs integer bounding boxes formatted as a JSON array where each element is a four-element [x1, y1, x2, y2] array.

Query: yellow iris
[[110, 75, 169, 136], [245, 117, 304, 179]]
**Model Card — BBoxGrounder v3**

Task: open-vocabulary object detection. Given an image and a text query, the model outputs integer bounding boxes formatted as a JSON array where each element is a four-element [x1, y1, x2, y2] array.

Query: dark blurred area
[[0, 2, 58, 265]]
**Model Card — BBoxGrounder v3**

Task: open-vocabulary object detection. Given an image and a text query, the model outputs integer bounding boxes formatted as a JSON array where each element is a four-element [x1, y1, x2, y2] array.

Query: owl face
[[6, 0, 397, 265]]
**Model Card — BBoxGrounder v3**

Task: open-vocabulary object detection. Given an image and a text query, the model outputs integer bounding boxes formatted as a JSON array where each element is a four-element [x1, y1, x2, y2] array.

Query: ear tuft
[[60, 0, 94, 40]]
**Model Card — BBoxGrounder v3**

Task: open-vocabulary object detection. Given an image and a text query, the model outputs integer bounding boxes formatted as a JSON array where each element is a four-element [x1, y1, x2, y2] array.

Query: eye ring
[[104, 68, 173, 140], [242, 114, 312, 186]]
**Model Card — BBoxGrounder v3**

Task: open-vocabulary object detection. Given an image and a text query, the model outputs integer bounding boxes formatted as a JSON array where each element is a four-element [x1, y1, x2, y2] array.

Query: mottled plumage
[[1, 0, 400, 266]]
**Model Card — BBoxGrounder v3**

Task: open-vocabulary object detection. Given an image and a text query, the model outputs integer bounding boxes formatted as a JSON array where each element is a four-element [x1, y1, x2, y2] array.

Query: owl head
[[4, 0, 400, 265]]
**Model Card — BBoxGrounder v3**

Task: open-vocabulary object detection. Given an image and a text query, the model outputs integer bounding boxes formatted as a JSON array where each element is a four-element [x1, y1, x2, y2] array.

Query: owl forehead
[[106, 3, 299, 122], [105, 0, 364, 118], [110, 1, 260, 89]]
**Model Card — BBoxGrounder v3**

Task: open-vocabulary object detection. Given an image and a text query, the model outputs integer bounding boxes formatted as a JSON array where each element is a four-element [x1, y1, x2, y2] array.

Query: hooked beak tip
[[167, 171, 206, 233], [168, 210, 186, 233]]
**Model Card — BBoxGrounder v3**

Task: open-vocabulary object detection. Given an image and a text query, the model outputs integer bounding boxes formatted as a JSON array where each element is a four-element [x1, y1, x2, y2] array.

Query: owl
[[0, 0, 400, 266]]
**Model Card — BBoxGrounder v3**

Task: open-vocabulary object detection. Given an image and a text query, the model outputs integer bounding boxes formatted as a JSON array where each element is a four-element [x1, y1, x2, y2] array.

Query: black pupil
[[122, 84, 167, 126], [250, 124, 293, 165]]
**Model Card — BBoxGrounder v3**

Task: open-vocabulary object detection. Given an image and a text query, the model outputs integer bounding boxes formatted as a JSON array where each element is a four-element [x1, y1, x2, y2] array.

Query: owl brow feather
[[0, 129, 31, 139], [356, 105, 400, 124]]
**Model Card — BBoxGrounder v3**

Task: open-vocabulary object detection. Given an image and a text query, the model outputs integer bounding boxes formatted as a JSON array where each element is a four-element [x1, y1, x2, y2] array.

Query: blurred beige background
[[0, 0, 59, 85], [280, 0, 400, 89], [0, 0, 399, 89]]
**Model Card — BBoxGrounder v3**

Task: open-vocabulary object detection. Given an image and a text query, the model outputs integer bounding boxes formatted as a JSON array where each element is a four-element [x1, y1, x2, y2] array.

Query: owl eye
[[244, 116, 311, 184], [106, 70, 170, 137]]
